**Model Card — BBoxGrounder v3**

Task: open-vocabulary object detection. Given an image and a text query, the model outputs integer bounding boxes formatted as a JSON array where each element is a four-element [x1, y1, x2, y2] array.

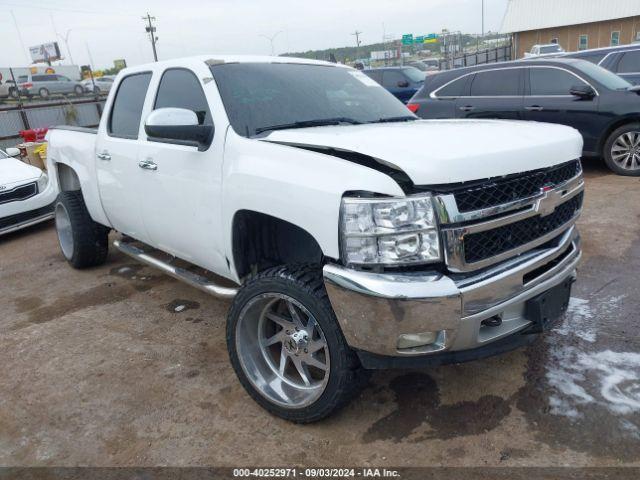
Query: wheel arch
[[231, 210, 326, 281], [597, 115, 640, 155]]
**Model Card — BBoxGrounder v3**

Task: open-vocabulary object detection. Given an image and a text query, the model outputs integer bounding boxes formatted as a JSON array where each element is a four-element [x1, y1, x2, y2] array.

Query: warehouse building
[[501, 0, 640, 58]]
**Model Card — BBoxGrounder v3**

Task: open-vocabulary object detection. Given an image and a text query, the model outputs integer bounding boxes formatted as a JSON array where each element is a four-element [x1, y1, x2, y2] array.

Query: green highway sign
[[415, 36, 424, 44], [402, 34, 414, 45]]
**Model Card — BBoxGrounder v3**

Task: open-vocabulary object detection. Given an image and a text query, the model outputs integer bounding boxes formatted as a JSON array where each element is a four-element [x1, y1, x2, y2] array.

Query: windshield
[[210, 63, 414, 137], [540, 45, 562, 54], [403, 67, 426, 82], [573, 60, 632, 90]]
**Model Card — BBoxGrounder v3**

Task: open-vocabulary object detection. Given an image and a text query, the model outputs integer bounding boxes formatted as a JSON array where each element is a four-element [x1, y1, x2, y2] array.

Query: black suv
[[562, 44, 640, 85], [409, 58, 640, 176]]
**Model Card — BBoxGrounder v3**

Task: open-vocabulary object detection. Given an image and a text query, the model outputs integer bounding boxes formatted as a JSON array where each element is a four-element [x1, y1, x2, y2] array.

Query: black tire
[[227, 264, 367, 423], [9, 88, 18, 99], [603, 123, 640, 176], [74, 85, 84, 96], [38, 88, 49, 99], [54, 191, 110, 269], [94, 86, 101, 94]]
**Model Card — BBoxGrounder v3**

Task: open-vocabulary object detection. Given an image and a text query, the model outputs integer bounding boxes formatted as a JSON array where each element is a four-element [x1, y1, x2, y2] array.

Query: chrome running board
[[113, 239, 238, 299]]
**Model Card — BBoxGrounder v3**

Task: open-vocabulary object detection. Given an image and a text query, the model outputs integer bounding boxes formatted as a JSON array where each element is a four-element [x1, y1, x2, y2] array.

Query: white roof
[[501, 0, 640, 33]]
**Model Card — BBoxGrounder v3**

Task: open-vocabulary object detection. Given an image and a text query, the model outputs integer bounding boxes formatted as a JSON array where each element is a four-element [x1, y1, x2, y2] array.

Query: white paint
[[174, 305, 186, 313]]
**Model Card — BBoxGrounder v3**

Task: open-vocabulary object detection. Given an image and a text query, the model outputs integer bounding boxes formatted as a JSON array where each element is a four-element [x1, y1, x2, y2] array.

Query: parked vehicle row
[[47, 55, 584, 422], [408, 58, 640, 175], [0, 148, 56, 236], [81, 76, 115, 94]]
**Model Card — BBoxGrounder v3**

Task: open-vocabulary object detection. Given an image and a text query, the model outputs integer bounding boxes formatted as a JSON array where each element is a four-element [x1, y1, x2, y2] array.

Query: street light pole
[[260, 31, 283, 56]]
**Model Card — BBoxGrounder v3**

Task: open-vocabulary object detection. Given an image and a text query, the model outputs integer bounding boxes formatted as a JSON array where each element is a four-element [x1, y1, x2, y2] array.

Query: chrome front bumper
[[323, 227, 580, 358]]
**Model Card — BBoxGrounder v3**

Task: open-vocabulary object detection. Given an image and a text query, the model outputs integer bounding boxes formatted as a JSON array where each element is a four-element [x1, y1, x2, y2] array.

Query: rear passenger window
[[382, 71, 407, 88], [579, 53, 607, 64], [109, 72, 152, 139], [470, 69, 521, 96], [436, 76, 468, 97], [154, 69, 211, 125], [616, 51, 640, 73], [363, 70, 383, 84], [529, 68, 587, 95]]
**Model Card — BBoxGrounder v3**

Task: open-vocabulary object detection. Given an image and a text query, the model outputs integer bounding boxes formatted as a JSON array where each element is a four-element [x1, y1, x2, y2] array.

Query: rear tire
[[38, 88, 49, 99], [74, 85, 84, 96], [603, 123, 640, 176], [227, 264, 367, 423], [55, 191, 110, 269]]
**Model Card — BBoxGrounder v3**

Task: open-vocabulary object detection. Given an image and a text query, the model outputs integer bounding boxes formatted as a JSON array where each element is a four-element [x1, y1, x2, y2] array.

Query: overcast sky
[[1, 0, 509, 69]]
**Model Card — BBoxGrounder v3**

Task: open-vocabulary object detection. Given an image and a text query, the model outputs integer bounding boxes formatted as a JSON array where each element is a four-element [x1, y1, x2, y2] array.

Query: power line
[[142, 13, 158, 62], [10, 10, 30, 64]]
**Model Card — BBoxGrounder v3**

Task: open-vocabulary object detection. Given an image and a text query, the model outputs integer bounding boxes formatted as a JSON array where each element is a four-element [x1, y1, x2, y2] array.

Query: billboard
[[370, 50, 399, 61], [29, 42, 62, 64], [113, 59, 127, 70]]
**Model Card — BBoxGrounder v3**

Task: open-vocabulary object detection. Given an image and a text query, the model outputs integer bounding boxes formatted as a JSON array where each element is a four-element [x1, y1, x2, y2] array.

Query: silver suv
[[17, 74, 84, 99]]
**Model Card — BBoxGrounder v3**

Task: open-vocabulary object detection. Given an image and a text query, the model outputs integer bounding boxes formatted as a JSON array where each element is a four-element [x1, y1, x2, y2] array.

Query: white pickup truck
[[47, 55, 585, 422]]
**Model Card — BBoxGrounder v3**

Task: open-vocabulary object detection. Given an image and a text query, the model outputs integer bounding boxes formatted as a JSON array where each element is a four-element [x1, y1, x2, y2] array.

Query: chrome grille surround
[[434, 164, 584, 273]]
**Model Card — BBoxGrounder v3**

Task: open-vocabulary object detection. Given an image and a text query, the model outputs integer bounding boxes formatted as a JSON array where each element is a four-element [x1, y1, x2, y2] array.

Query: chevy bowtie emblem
[[536, 188, 565, 217]]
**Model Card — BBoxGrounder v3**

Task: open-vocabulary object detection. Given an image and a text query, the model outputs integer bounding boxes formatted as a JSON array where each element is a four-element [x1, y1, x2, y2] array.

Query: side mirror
[[570, 85, 596, 99], [5, 147, 20, 158], [144, 107, 214, 150], [397, 80, 410, 88]]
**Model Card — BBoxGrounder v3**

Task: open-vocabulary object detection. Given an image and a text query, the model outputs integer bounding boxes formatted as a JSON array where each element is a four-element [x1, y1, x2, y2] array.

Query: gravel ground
[[0, 158, 638, 467]]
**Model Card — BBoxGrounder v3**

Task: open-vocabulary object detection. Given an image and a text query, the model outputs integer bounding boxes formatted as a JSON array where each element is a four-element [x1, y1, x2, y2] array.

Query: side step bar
[[113, 239, 238, 299]]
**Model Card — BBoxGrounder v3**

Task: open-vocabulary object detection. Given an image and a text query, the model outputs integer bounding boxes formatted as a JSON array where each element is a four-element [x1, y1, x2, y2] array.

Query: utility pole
[[351, 30, 363, 60], [482, 0, 485, 38], [142, 13, 158, 62]]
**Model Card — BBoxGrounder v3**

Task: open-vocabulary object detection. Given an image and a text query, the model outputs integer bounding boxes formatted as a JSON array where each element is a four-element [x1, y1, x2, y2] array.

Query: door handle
[[459, 105, 475, 112], [138, 159, 158, 171], [96, 152, 111, 161], [525, 105, 544, 111]]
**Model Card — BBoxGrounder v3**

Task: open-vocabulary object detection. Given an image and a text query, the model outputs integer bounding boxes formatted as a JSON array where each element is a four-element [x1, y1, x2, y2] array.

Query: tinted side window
[[32, 75, 49, 82], [436, 76, 468, 97], [578, 53, 607, 64], [617, 51, 640, 73], [109, 73, 152, 139], [363, 70, 383, 83], [529, 68, 587, 95], [154, 69, 211, 125], [382, 71, 406, 88], [470, 69, 521, 96]]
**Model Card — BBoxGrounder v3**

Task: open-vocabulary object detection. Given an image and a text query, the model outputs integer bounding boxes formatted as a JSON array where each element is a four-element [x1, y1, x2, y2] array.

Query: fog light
[[397, 331, 439, 349]]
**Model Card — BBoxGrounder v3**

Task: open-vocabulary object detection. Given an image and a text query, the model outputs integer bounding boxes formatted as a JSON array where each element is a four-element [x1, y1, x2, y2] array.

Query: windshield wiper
[[254, 117, 362, 134], [369, 115, 418, 124]]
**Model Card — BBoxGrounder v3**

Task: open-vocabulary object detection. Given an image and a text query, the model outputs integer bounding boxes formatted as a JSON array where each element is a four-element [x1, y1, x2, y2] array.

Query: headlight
[[36, 172, 49, 192], [340, 194, 441, 266]]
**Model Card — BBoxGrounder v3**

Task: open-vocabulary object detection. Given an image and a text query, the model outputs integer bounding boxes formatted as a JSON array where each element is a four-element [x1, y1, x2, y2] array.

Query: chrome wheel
[[55, 203, 74, 260], [235, 293, 330, 409], [611, 131, 640, 171]]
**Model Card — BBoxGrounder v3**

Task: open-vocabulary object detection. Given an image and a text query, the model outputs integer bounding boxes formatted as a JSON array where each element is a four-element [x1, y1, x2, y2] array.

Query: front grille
[[463, 192, 583, 264], [454, 160, 581, 213], [0, 182, 38, 205], [0, 203, 54, 231]]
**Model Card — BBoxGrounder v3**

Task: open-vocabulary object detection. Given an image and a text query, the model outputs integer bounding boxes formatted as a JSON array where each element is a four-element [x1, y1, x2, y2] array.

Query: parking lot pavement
[[0, 158, 638, 468]]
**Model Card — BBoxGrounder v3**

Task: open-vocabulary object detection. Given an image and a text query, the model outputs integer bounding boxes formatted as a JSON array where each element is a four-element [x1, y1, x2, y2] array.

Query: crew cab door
[[96, 71, 153, 243], [135, 66, 227, 273], [455, 68, 524, 120], [523, 66, 601, 154]]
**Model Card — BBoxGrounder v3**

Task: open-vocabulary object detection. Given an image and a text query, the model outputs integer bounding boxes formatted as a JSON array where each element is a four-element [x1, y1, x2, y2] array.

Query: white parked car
[[46, 55, 584, 422], [81, 76, 115, 94], [0, 148, 57, 236], [0, 79, 17, 99], [524, 43, 565, 58]]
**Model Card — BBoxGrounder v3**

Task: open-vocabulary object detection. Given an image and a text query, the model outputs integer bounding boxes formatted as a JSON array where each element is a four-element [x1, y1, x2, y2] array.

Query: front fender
[[221, 132, 405, 281]]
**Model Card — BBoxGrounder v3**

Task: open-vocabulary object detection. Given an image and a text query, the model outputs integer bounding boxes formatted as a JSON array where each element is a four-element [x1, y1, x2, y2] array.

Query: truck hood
[[0, 157, 42, 188], [262, 119, 583, 185]]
